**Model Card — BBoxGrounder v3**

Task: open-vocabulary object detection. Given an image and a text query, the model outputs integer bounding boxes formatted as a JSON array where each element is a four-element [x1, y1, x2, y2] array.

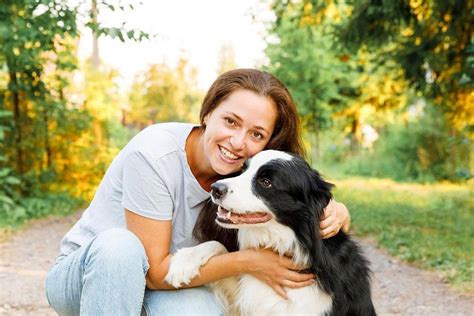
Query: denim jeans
[[45, 228, 223, 315]]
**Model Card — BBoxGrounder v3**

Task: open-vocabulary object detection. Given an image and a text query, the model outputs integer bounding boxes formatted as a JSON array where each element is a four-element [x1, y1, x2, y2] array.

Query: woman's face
[[202, 89, 277, 176]]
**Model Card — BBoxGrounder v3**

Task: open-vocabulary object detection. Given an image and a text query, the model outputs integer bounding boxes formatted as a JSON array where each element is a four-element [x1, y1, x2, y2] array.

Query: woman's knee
[[85, 228, 149, 271], [143, 287, 224, 316]]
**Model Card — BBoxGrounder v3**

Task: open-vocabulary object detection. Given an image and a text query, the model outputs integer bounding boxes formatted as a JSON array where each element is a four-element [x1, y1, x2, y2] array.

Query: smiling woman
[[44, 68, 351, 315]]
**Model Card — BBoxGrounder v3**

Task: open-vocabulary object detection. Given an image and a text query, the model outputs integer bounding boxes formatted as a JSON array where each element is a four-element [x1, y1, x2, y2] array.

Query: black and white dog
[[165, 150, 375, 315]]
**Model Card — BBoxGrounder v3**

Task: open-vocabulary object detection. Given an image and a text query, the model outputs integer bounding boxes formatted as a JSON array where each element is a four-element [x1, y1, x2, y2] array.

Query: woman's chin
[[213, 165, 240, 176], [212, 159, 242, 175]]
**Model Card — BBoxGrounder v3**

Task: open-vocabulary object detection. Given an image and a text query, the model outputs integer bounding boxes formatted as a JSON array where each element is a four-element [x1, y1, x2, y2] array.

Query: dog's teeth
[[226, 211, 232, 219]]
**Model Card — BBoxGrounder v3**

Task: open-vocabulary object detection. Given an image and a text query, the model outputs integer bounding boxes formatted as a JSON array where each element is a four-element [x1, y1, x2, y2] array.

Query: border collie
[[165, 150, 376, 315]]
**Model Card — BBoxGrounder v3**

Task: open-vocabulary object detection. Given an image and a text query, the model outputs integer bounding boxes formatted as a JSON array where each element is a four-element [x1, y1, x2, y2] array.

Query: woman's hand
[[240, 248, 315, 299], [320, 199, 351, 239]]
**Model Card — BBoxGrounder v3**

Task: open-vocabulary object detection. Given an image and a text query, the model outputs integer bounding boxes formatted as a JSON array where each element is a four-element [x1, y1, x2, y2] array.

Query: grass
[[326, 175, 473, 293]]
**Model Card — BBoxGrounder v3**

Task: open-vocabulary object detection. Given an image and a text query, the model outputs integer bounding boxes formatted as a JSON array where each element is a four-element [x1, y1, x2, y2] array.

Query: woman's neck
[[185, 127, 221, 192]]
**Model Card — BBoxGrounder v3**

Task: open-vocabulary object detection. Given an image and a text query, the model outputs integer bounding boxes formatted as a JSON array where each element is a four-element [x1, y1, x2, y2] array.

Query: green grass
[[329, 177, 473, 292]]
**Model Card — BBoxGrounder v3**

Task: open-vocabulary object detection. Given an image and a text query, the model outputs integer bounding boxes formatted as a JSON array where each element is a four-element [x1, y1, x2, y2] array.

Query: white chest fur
[[237, 275, 332, 316], [236, 222, 333, 315]]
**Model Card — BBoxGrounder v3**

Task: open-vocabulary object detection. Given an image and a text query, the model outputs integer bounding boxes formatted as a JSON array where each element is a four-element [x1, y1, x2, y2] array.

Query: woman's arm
[[320, 199, 351, 238], [125, 209, 314, 297]]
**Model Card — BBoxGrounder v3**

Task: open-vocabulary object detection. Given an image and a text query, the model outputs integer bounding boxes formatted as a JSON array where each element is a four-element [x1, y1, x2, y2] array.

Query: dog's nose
[[211, 182, 228, 200]]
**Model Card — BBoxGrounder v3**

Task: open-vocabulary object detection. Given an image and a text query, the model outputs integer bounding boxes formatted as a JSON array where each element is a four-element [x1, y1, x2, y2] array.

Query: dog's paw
[[165, 241, 228, 288]]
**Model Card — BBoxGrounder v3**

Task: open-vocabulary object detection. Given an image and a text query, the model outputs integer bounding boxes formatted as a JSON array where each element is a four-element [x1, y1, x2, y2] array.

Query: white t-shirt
[[58, 122, 210, 258]]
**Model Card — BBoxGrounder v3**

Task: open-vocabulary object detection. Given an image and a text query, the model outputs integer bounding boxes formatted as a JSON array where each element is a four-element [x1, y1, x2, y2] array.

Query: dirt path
[[1, 212, 472, 315]]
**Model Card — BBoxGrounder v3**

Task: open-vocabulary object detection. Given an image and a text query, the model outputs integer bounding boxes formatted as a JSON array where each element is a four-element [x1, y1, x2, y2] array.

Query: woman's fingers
[[320, 218, 340, 238], [319, 215, 335, 230], [281, 278, 315, 289], [272, 283, 288, 300], [320, 202, 336, 228], [284, 269, 315, 282], [321, 223, 340, 238]]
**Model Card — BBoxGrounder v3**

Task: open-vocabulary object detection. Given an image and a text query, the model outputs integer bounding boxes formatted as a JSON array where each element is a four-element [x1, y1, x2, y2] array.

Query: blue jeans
[[45, 228, 223, 315]]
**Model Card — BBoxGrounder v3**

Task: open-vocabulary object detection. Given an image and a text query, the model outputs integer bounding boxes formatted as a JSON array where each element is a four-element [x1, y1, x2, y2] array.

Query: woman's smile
[[218, 145, 242, 162]]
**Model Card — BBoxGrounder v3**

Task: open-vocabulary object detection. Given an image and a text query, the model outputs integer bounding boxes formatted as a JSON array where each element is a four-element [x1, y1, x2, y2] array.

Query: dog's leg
[[164, 241, 228, 288]]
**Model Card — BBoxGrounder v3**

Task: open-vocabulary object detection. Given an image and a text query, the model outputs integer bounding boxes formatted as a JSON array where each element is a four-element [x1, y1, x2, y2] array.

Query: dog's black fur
[[249, 154, 376, 315]]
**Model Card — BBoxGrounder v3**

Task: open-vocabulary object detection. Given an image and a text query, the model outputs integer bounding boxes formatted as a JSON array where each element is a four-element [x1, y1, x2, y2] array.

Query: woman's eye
[[252, 131, 263, 140], [258, 178, 272, 188], [225, 117, 236, 126]]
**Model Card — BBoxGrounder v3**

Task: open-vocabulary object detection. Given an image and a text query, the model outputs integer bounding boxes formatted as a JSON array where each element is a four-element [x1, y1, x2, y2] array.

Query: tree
[[266, 1, 377, 159], [127, 58, 203, 129], [275, 0, 473, 178], [0, 0, 149, 219], [284, 0, 473, 132]]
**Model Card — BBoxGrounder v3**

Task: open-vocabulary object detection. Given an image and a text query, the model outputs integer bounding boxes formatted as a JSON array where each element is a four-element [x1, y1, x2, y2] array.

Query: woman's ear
[[202, 114, 209, 127]]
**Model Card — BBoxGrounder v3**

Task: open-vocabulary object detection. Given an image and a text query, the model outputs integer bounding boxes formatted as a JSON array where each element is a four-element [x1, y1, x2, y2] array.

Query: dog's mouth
[[216, 206, 272, 225]]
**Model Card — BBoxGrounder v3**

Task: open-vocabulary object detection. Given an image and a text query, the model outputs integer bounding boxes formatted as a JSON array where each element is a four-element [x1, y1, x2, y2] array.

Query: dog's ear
[[308, 168, 334, 219], [303, 167, 337, 294]]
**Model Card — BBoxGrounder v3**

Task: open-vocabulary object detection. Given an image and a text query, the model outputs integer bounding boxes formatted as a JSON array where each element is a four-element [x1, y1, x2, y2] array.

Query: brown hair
[[193, 69, 305, 251]]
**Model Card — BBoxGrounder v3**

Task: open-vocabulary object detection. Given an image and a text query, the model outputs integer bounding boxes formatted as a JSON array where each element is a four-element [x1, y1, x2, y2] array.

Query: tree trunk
[[9, 71, 24, 174], [42, 107, 52, 169], [91, 0, 100, 68], [351, 110, 362, 152]]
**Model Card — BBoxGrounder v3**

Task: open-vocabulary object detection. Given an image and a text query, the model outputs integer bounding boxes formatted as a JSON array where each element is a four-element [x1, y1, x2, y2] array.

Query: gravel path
[[1, 212, 472, 315]]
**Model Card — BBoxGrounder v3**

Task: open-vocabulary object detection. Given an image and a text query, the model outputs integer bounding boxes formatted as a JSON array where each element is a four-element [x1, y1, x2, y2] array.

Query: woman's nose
[[229, 132, 247, 150]]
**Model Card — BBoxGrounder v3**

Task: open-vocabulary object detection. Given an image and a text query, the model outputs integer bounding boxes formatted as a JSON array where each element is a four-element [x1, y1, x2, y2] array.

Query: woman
[[45, 69, 350, 315]]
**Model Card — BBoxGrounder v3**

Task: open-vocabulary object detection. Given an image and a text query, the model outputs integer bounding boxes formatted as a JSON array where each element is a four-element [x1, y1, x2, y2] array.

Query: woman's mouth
[[218, 145, 241, 162]]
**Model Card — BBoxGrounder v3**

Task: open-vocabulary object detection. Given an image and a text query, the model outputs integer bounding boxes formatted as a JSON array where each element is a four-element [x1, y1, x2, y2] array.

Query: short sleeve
[[121, 150, 174, 220]]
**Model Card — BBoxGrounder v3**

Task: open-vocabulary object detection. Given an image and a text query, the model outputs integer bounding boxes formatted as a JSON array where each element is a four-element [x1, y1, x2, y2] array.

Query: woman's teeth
[[219, 146, 239, 160]]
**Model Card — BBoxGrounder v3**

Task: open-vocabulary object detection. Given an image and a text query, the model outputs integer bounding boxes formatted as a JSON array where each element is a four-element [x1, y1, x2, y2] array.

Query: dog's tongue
[[217, 206, 271, 224]]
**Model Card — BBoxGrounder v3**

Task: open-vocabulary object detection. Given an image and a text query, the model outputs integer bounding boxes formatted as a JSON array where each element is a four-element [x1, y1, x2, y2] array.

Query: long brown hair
[[193, 69, 305, 251]]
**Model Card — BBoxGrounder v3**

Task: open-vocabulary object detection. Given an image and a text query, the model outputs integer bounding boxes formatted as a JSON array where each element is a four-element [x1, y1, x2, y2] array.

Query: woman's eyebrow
[[224, 111, 242, 122]]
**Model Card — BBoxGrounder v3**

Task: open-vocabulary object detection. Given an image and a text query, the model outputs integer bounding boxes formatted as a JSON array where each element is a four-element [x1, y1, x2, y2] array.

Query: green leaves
[[0, 0, 146, 227], [266, 2, 360, 132]]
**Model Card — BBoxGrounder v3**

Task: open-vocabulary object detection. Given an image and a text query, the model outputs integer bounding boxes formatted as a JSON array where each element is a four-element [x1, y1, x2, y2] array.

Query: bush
[[0, 190, 83, 228], [323, 106, 471, 182]]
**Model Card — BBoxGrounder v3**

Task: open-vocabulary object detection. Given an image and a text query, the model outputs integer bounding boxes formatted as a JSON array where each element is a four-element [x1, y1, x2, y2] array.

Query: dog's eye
[[258, 178, 272, 188]]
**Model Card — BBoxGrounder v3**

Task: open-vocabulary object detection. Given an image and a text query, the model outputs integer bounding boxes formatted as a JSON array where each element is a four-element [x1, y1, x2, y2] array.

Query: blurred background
[[1, 0, 472, 293]]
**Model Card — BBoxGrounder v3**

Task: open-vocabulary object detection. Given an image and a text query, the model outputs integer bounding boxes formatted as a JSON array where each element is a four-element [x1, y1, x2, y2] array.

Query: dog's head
[[211, 150, 336, 292], [211, 150, 333, 232]]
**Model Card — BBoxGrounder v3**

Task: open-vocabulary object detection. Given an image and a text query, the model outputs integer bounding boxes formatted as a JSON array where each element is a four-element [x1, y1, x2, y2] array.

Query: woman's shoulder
[[126, 122, 196, 159], [141, 122, 195, 138]]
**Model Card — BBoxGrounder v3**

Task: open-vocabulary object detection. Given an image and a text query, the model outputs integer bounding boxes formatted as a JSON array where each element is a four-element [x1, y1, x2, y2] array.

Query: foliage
[[266, 1, 413, 160], [330, 177, 474, 292], [0, 108, 24, 220], [127, 57, 203, 129], [265, 1, 355, 137], [286, 0, 473, 133], [267, 0, 472, 180], [0, 0, 147, 223], [0, 190, 83, 229], [323, 105, 471, 182]]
